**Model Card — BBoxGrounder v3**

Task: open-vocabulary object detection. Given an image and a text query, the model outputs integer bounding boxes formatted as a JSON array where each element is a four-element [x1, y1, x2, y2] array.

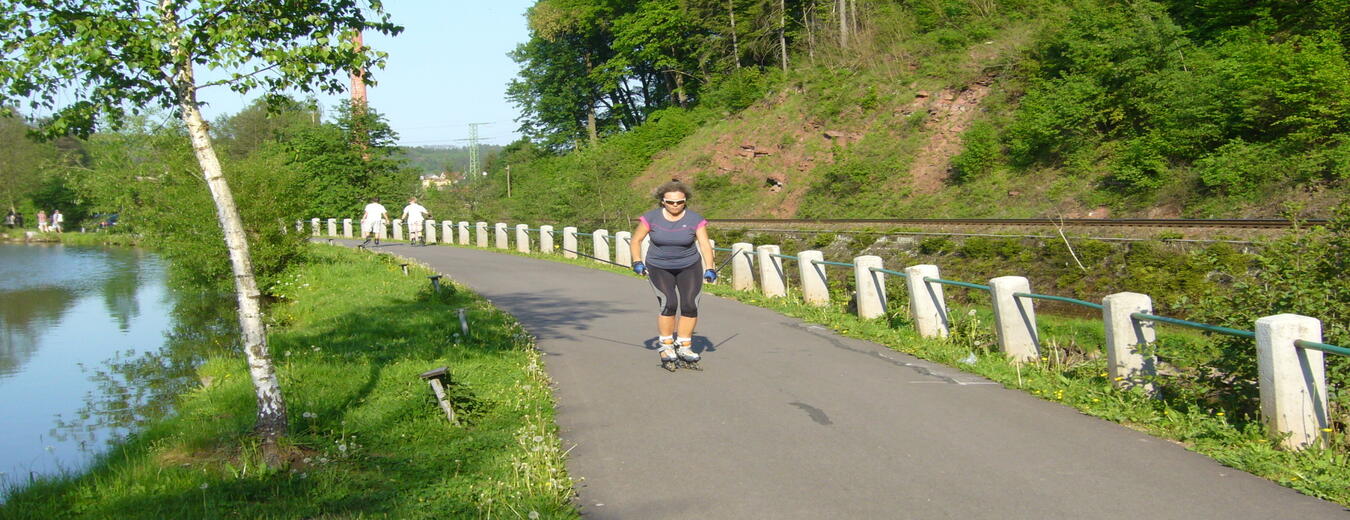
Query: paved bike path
[[358, 242, 1345, 519]]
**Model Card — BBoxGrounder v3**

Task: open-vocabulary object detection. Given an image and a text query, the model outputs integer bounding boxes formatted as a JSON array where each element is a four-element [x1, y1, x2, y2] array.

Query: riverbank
[[1, 245, 576, 518], [0, 230, 139, 247]]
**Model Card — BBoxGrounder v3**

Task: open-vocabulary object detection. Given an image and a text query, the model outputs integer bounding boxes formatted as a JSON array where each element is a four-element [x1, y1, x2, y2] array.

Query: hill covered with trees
[[431, 0, 1349, 225]]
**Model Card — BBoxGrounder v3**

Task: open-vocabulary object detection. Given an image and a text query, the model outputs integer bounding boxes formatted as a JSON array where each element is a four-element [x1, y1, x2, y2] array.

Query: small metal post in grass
[[418, 367, 460, 425], [458, 308, 469, 336], [400, 263, 409, 275], [428, 274, 443, 293]]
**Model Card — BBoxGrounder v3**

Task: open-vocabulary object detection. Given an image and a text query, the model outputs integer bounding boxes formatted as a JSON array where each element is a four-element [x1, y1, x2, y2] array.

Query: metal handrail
[[1294, 340, 1350, 357], [812, 260, 855, 268], [1130, 312, 1257, 339], [713, 246, 736, 253], [1013, 292, 1104, 310], [868, 267, 909, 278], [769, 252, 800, 261], [923, 276, 990, 291]]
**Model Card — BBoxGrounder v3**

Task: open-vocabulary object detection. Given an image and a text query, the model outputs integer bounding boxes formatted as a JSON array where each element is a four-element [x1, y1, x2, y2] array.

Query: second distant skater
[[401, 197, 430, 246], [359, 197, 388, 247]]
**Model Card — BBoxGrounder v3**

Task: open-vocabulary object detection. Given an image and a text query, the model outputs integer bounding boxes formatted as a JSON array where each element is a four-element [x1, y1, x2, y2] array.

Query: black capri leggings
[[648, 263, 704, 318]]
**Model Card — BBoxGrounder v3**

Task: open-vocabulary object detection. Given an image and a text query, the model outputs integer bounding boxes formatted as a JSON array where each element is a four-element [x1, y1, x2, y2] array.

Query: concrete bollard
[[425, 220, 438, 244], [1102, 292, 1157, 393], [327, 218, 337, 237], [756, 245, 786, 297], [797, 250, 829, 306], [731, 242, 755, 291], [442, 221, 453, 243], [476, 222, 488, 247], [615, 231, 632, 266], [392, 219, 404, 241], [377, 221, 388, 240], [494, 223, 508, 249], [905, 265, 949, 338], [853, 256, 886, 319], [516, 224, 530, 253], [1256, 314, 1328, 450], [311, 218, 321, 236], [296, 220, 304, 233], [458, 221, 469, 245], [563, 227, 578, 259], [593, 229, 611, 264], [988, 276, 1039, 363], [539, 225, 554, 254], [343, 218, 353, 238]]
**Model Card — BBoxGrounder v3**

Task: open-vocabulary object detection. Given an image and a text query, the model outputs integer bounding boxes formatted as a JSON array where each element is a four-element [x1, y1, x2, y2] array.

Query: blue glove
[[704, 269, 717, 283], [632, 261, 647, 276]]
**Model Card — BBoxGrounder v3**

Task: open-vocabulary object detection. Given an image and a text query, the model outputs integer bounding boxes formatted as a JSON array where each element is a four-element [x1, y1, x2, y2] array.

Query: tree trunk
[[673, 72, 688, 107], [728, 0, 741, 69], [779, 0, 789, 71], [805, 1, 815, 63], [163, 2, 287, 467], [838, 0, 849, 48], [586, 105, 598, 146]]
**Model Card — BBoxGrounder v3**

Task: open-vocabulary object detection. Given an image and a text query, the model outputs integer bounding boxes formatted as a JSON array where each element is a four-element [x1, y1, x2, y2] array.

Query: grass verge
[[418, 238, 1350, 506], [1, 245, 577, 519]]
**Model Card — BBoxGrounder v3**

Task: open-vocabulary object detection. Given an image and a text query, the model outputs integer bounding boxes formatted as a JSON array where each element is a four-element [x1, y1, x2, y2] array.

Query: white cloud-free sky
[[196, 0, 536, 146]]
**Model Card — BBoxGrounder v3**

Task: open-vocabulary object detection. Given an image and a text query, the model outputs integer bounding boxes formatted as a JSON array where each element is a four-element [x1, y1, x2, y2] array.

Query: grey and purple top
[[639, 207, 707, 269]]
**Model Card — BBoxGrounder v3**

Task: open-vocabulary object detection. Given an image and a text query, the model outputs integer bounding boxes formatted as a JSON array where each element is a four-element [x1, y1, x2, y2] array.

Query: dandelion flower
[[529, 512, 540, 519], [532, 435, 544, 443], [200, 483, 209, 490], [1216, 412, 1225, 417], [1321, 428, 1334, 433], [338, 444, 348, 452]]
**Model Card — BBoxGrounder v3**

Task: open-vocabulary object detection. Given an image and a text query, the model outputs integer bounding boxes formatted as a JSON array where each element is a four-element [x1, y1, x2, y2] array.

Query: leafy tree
[[282, 101, 418, 218], [0, 0, 401, 465], [0, 111, 60, 212]]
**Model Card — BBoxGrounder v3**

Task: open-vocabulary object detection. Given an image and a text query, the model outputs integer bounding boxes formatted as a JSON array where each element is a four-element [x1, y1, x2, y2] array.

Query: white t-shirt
[[402, 203, 429, 222], [52, 213, 64, 224], [362, 203, 387, 222]]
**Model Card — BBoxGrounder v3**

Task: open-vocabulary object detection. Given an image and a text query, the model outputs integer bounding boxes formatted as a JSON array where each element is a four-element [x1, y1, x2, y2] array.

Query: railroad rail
[[706, 218, 1323, 229]]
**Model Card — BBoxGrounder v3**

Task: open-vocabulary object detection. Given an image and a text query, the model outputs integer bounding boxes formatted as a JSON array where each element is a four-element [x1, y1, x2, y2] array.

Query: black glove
[[703, 269, 717, 283], [632, 261, 647, 276]]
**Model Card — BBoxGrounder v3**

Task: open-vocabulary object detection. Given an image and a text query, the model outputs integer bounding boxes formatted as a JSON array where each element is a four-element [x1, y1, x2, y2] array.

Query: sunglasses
[[662, 199, 687, 206]]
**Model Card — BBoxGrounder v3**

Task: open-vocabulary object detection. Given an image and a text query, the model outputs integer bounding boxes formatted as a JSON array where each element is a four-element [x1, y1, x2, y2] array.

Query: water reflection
[[0, 244, 238, 486]]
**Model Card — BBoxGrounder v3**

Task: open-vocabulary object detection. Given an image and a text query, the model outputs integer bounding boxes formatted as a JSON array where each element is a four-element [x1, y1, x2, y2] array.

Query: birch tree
[[0, 0, 401, 466]]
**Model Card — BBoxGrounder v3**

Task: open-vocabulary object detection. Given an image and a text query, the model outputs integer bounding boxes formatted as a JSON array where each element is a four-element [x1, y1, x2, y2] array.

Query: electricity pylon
[[466, 122, 491, 176]]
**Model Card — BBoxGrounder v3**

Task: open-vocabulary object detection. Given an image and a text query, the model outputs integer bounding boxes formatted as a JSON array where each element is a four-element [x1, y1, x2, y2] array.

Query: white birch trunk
[[779, 0, 789, 71], [163, 1, 287, 464], [729, 0, 741, 69]]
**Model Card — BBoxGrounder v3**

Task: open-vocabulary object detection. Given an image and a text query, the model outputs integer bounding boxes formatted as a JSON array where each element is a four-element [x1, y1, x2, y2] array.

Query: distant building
[[421, 172, 460, 189]]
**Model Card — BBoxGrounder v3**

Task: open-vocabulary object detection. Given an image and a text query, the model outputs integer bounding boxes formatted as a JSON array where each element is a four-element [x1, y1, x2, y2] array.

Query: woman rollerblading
[[630, 180, 717, 372]]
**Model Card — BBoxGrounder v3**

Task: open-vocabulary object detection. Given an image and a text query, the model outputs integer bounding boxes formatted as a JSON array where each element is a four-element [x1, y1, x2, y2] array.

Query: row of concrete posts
[[300, 218, 1331, 450]]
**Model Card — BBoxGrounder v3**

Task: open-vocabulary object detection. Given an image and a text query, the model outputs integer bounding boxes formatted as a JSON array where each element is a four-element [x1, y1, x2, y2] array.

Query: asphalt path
[[347, 241, 1347, 519]]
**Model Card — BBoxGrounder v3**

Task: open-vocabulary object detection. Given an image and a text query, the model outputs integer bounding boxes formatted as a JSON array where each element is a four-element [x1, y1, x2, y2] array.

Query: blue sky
[[197, 1, 537, 147]]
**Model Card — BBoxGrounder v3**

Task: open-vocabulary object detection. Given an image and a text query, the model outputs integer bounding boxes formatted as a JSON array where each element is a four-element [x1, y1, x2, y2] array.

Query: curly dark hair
[[653, 179, 692, 203]]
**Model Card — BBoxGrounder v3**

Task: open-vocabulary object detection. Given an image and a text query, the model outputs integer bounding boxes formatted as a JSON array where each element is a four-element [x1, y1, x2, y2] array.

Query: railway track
[[707, 218, 1323, 229]]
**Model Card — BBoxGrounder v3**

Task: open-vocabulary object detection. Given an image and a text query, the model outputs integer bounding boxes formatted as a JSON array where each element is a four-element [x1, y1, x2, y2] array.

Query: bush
[[950, 121, 1001, 183], [1192, 204, 1350, 421], [1193, 139, 1281, 197]]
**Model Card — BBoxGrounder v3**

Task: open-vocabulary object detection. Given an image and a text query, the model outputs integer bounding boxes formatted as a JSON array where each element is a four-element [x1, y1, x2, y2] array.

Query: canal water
[[0, 243, 234, 489]]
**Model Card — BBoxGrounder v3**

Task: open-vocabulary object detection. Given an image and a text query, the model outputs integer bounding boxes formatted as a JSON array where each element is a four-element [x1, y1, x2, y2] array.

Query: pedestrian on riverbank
[[359, 197, 388, 247], [5, 208, 14, 228], [629, 180, 717, 371], [400, 197, 430, 246], [51, 210, 64, 233], [36, 210, 48, 233]]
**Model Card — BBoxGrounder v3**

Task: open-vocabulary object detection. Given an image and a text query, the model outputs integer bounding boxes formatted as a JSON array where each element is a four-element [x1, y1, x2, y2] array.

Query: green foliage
[[950, 120, 1001, 183], [69, 125, 308, 293], [279, 102, 419, 219], [1192, 204, 1350, 423]]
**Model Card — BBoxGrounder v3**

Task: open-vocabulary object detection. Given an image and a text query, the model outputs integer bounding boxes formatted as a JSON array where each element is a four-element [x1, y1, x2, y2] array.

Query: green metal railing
[[1295, 340, 1350, 357], [868, 267, 909, 278], [923, 277, 989, 291], [434, 225, 1350, 359], [1013, 292, 1104, 311], [1130, 312, 1257, 339]]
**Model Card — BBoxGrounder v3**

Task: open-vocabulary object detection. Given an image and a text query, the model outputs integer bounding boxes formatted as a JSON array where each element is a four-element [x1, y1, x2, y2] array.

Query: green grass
[[414, 238, 1350, 506], [54, 232, 142, 247], [0, 245, 578, 519]]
